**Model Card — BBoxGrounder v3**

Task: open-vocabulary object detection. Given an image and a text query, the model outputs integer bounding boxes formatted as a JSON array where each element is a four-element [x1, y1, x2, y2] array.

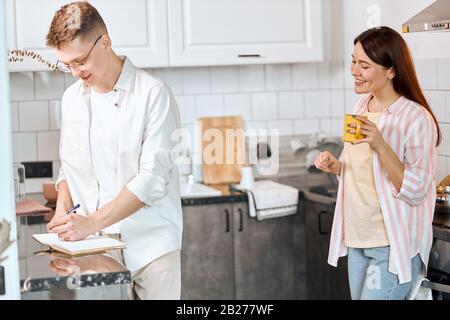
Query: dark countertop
[[300, 186, 450, 243], [17, 194, 131, 294], [16, 178, 326, 294], [17, 186, 248, 294], [181, 184, 248, 206]]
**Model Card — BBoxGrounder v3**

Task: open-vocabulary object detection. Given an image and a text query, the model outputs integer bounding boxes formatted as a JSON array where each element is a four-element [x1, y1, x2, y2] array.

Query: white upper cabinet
[[168, 0, 323, 66], [7, 0, 324, 71], [8, 0, 169, 71]]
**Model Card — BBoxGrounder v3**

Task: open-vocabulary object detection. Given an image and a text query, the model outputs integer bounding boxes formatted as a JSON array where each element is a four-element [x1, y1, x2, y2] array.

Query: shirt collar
[[79, 55, 136, 93], [114, 56, 136, 93], [362, 93, 406, 115]]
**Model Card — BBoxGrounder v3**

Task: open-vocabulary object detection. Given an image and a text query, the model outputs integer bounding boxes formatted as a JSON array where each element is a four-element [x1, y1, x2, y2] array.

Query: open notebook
[[32, 233, 126, 256]]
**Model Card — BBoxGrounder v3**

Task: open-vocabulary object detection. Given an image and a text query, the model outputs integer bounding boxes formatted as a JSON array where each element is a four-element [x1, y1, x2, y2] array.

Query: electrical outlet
[[22, 161, 53, 178]]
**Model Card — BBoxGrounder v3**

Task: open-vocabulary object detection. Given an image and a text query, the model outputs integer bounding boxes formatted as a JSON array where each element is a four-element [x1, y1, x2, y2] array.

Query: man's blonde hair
[[46, 1, 107, 49]]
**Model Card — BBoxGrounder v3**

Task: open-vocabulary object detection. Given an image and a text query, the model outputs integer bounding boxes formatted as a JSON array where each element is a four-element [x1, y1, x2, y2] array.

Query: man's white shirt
[[89, 88, 123, 233], [56, 57, 183, 272]]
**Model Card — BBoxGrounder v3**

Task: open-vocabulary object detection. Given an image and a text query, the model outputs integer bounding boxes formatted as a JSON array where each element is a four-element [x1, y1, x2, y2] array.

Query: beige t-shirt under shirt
[[343, 112, 390, 248]]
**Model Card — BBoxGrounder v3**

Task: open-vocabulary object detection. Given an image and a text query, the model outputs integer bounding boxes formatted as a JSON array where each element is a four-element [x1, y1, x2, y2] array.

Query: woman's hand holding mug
[[314, 151, 341, 175]]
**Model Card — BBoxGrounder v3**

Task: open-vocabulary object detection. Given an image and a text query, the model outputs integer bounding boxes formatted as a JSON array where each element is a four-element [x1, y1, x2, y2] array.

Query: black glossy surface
[[17, 213, 131, 293]]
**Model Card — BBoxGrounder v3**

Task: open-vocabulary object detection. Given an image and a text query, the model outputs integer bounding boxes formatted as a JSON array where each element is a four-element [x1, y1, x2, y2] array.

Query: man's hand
[[47, 206, 69, 232], [47, 213, 97, 241]]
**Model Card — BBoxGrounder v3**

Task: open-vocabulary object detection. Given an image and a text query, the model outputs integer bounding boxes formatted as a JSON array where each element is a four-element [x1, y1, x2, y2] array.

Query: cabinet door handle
[[225, 209, 230, 233], [238, 54, 261, 58], [238, 208, 244, 232], [319, 211, 329, 235]]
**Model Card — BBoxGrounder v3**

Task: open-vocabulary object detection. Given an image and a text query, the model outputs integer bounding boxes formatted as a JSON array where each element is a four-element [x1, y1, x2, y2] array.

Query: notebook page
[[51, 237, 125, 255], [32, 233, 61, 246], [32, 233, 111, 249]]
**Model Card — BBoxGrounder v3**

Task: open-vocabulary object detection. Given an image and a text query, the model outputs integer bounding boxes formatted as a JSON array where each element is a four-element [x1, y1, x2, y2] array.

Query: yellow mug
[[343, 114, 367, 143]]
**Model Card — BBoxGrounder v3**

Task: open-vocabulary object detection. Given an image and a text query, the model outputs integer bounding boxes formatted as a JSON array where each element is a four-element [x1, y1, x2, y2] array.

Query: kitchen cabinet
[[233, 202, 295, 299], [181, 203, 235, 300], [303, 195, 350, 300], [7, 0, 169, 71], [181, 201, 296, 299], [168, 0, 323, 66], [8, 0, 324, 71], [293, 196, 307, 299]]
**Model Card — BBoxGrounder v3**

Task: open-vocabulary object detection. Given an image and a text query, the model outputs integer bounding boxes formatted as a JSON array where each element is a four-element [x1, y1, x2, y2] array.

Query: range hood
[[403, 0, 450, 33]]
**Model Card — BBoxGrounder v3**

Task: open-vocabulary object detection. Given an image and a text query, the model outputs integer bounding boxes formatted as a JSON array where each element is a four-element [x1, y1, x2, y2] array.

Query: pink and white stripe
[[328, 94, 438, 284]]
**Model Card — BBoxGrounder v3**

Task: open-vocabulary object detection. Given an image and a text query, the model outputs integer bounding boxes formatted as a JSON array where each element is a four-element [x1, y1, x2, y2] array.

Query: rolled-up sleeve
[[392, 114, 436, 207], [126, 84, 180, 206], [55, 166, 66, 192]]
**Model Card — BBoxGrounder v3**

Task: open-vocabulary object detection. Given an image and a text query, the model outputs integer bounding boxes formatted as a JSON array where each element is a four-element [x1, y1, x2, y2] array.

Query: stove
[[427, 224, 450, 300]]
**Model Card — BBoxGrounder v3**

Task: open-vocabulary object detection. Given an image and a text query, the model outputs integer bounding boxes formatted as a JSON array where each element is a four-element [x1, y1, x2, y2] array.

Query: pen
[[65, 203, 80, 215]]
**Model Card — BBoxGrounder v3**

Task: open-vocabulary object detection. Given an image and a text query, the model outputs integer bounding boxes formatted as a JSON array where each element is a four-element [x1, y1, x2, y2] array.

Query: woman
[[314, 26, 441, 300]]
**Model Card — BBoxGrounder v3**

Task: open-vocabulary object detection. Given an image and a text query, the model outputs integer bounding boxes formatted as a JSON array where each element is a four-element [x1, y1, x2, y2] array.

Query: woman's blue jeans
[[347, 246, 422, 300]]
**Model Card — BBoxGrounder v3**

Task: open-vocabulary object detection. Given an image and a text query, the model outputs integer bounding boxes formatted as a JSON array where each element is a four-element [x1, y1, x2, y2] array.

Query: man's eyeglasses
[[56, 34, 104, 73]]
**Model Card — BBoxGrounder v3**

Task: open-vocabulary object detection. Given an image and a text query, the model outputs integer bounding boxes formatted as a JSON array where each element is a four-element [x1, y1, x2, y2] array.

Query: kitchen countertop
[[16, 176, 326, 294], [17, 194, 131, 295], [16, 185, 248, 294], [180, 184, 248, 206], [300, 186, 450, 243]]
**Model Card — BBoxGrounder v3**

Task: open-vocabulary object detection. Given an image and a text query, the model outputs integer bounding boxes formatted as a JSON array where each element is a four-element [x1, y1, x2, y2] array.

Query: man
[[46, 1, 183, 300]]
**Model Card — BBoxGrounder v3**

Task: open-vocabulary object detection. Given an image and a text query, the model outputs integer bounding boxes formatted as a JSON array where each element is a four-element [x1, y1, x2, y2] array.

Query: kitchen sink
[[179, 182, 222, 199]]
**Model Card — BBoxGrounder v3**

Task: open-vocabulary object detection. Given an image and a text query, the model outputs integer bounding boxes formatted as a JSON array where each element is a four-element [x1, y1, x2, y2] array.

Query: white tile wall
[[9, 72, 34, 101], [49, 100, 62, 130], [18, 101, 49, 131], [37, 131, 60, 161], [426, 91, 447, 123], [330, 61, 345, 89], [436, 155, 448, 183], [417, 59, 438, 90], [294, 119, 320, 135], [245, 120, 268, 133], [35, 72, 65, 100], [12, 132, 37, 162], [344, 89, 359, 114], [437, 58, 450, 90], [238, 65, 265, 92], [210, 66, 239, 93], [182, 68, 211, 94], [278, 92, 304, 119], [196, 95, 224, 118], [304, 90, 330, 118], [292, 63, 318, 90], [252, 93, 278, 120], [446, 92, 450, 123], [9, 57, 450, 182], [330, 90, 345, 118], [224, 94, 252, 120], [176, 95, 196, 124], [320, 118, 332, 135], [152, 68, 183, 94], [318, 62, 331, 89], [330, 119, 343, 137], [447, 157, 450, 179], [10, 102, 19, 132], [265, 65, 292, 91], [268, 120, 294, 136], [441, 123, 450, 156]]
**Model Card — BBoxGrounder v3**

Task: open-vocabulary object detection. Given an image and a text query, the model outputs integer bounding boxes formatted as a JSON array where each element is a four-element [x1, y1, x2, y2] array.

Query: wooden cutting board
[[198, 116, 247, 185]]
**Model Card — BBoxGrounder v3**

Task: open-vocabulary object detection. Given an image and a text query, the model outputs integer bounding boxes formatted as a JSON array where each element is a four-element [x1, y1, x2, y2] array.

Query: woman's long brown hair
[[355, 26, 442, 146]]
